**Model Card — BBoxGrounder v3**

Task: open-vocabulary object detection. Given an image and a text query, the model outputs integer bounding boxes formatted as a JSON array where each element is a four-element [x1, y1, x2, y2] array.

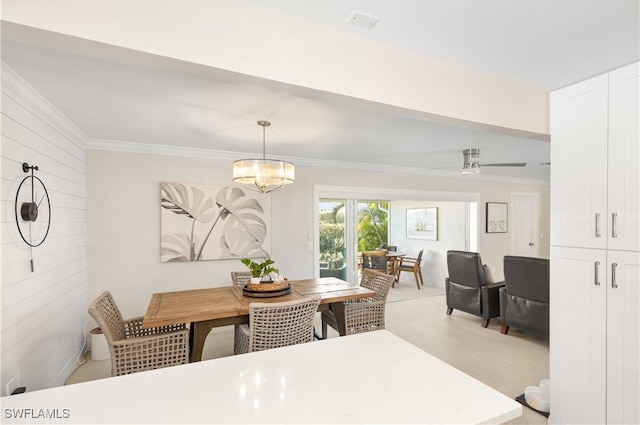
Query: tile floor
[[67, 275, 549, 424]]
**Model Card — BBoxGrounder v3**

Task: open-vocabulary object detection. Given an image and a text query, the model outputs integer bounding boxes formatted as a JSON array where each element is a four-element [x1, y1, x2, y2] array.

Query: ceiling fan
[[462, 148, 527, 174]]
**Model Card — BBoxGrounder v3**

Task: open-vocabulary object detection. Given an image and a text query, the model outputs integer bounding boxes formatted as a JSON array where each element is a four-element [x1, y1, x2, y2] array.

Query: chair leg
[[418, 269, 424, 286], [482, 318, 490, 328], [446, 307, 453, 315], [413, 270, 420, 289], [501, 324, 509, 335]]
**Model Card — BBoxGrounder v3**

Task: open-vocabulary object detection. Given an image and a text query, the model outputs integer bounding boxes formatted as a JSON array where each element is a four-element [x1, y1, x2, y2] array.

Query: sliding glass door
[[319, 198, 390, 284], [318, 199, 348, 281], [315, 185, 479, 287]]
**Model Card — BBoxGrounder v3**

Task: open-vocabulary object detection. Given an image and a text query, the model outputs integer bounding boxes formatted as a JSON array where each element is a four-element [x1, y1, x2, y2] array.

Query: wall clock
[[14, 163, 51, 271]]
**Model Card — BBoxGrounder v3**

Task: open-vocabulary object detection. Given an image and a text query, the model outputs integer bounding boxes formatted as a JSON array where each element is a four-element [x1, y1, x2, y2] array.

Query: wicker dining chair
[[231, 271, 253, 287], [88, 291, 189, 376], [235, 296, 321, 354], [321, 269, 395, 338], [230, 271, 253, 354]]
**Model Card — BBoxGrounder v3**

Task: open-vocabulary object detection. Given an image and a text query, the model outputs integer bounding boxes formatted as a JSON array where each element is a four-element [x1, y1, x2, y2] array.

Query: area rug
[[515, 394, 550, 418]]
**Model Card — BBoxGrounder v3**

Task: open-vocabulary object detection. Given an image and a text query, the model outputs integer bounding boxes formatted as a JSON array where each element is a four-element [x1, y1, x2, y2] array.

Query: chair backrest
[[362, 250, 388, 271], [415, 249, 424, 264], [231, 271, 252, 286], [386, 245, 397, 252], [360, 269, 395, 302], [88, 291, 126, 344], [503, 256, 550, 302], [446, 250, 488, 288], [248, 296, 321, 352]]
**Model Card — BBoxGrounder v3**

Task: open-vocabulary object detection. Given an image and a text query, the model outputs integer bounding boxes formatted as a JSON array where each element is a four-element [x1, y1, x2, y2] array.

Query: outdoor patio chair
[[362, 250, 390, 274], [395, 249, 424, 289]]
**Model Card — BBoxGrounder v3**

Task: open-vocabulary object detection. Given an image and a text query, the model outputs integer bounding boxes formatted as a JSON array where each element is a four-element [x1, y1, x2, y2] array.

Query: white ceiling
[[1, 1, 638, 183]]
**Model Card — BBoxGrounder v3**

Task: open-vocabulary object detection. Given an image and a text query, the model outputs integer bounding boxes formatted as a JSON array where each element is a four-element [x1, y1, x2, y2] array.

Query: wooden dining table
[[142, 277, 375, 362]]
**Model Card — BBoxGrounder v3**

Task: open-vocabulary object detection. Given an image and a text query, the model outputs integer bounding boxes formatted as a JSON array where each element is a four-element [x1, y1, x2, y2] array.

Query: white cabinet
[[550, 74, 608, 249], [550, 62, 639, 425], [606, 250, 640, 425], [550, 63, 639, 251], [550, 247, 607, 424], [607, 65, 640, 252], [550, 247, 639, 424]]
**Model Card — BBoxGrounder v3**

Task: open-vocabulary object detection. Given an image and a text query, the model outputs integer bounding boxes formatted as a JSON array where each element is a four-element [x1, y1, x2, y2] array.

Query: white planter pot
[[250, 277, 262, 284]]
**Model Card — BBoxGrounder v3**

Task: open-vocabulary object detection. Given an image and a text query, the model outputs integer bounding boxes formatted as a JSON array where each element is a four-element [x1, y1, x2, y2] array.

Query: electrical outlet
[[6, 378, 15, 396]]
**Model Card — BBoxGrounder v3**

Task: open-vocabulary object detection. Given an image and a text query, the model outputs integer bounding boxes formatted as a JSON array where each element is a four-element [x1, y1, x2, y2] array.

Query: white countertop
[[0, 330, 521, 424]]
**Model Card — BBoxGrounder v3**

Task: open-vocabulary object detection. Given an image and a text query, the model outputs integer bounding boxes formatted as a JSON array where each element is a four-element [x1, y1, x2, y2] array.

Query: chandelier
[[232, 120, 295, 193]]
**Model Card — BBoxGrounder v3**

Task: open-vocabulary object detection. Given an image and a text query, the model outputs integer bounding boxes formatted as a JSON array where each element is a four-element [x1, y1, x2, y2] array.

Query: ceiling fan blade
[[482, 163, 527, 167]]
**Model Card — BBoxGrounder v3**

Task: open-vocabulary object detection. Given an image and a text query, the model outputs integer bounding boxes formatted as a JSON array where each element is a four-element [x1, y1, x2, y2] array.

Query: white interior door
[[511, 192, 539, 257]]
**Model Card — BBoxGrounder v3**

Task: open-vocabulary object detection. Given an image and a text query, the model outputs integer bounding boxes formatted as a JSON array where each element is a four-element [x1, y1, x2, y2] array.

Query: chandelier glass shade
[[462, 148, 481, 174], [232, 121, 295, 193]]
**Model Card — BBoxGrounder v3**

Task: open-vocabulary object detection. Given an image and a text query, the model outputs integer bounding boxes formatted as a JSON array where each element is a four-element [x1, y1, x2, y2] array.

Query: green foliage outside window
[[358, 202, 389, 251], [319, 200, 389, 269], [319, 203, 345, 268]]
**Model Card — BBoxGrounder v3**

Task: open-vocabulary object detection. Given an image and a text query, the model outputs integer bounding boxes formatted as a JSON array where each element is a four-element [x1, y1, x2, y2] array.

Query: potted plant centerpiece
[[241, 258, 288, 292]]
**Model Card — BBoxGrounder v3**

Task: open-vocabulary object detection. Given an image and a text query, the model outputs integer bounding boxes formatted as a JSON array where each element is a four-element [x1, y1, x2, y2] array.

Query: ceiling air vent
[[346, 10, 380, 29]]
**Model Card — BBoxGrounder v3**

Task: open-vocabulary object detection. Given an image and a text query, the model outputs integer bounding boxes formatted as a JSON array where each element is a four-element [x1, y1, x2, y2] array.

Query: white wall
[[2, 0, 549, 137], [390, 201, 468, 288], [1, 64, 88, 394], [86, 149, 549, 318]]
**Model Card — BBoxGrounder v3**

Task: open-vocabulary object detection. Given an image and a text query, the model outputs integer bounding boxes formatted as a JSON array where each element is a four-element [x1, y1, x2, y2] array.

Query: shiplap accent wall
[[1, 63, 88, 394]]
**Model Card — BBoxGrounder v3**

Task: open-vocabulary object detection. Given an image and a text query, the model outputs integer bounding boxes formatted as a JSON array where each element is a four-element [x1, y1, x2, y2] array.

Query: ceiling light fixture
[[232, 120, 295, 193], [462, 148, 481, 174]]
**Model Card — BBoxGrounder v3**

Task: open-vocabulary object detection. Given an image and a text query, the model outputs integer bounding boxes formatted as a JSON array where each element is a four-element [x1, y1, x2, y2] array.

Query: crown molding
[[86, 138, 549, 186], [1, 61, 89, 149]]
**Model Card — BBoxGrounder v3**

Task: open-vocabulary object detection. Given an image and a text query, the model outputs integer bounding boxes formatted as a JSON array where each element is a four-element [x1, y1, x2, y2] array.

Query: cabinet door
[[550, 246, 607, 424], [606, 250, 640, 425], [550, 75, 608, 249], [608, 63, 640, 252]]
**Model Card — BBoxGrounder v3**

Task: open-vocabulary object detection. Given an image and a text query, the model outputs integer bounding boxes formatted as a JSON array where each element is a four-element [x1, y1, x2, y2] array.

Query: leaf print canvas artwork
[[160, 182, 271, 262]]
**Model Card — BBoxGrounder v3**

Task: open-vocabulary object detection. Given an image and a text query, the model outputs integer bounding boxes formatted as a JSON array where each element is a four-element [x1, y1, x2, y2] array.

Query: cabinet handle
[[611, 263, 618, 288], [595, 213, 601, 237], [612, 212, 618, 238], [594, 261, 600, 286]]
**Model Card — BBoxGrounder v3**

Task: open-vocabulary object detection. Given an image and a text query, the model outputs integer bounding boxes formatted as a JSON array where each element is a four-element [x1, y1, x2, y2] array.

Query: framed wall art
[[406, 207, 438, 240], [486, 202, 508, 233], [160, 182, 271, 262]]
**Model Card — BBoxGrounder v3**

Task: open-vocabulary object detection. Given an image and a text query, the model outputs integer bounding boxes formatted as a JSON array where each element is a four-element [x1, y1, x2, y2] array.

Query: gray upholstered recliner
[[445, 250, 504, 327], [499, 256, 550, 336]]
